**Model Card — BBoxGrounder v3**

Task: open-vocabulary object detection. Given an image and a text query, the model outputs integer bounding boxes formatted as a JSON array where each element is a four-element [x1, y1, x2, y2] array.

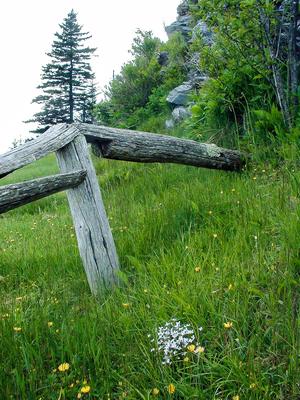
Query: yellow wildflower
[[80, 385, 91, 394], [168, 384, 176, 394], [187, 344, 196, 352], [224, 321, 233, 329], [13, 327, 22, 332], [250, 383, 256, 389], [195, 346, 205, 354], [232, 395, 240, 400], [213, 233, 218, 238], [48, 321, 53, 327], [194, 266, 201, 272], [58, 362, 70, 372], [152, 388, 160, 395]]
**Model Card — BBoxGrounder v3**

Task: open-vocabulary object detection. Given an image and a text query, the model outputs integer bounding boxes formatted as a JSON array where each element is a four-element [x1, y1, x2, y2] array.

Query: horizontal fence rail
[[81, 123, 245, 171], [0, 170, 86, 214], [0, 124, 80, 179]]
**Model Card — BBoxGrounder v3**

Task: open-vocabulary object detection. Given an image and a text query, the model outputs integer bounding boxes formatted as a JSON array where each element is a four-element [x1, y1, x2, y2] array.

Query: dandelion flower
[[194, 266, 201, 272], [187, 344, 196, 352], [250, 383, 256, 389], [224, 322, 233, 329], [195, 346, 205, 354], [168, 384, 176, 394], [48, 321, 53, 327], [58, 362, 70, 372], [232, 395, 240, 400], [152, 388, 160, 395], [80, 385, 91, 394], [13, 327, 22, 332]]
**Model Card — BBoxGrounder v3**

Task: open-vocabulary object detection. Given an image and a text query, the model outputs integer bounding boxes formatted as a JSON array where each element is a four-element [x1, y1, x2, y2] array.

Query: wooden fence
[[0, 123, 245, 294]]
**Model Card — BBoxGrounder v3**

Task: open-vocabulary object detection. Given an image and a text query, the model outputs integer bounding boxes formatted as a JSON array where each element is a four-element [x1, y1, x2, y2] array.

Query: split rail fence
[[0, 123, 245, 294]]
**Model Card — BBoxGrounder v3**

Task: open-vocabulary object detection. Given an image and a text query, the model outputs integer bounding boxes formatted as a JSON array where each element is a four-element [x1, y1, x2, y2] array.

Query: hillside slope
[[0, 152, 299, 399]]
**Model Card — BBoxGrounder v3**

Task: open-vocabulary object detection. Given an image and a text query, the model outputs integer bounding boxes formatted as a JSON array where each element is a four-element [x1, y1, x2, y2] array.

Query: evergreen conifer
[[26, 10, 96, 133]]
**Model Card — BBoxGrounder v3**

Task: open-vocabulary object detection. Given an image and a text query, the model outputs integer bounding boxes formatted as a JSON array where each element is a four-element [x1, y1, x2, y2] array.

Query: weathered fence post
[[56, 133, 119, 294]]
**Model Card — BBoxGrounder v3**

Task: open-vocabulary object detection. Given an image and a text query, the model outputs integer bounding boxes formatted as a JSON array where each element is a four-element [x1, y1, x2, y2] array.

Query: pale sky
[[0, 0, 179, 154]]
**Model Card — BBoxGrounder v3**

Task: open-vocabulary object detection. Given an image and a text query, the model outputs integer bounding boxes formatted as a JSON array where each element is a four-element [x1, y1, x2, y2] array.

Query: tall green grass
[[0, 151, 299, 399]]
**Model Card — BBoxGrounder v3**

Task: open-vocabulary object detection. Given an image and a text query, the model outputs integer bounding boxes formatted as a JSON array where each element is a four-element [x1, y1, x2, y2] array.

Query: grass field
[[0, 150, 299, 399]]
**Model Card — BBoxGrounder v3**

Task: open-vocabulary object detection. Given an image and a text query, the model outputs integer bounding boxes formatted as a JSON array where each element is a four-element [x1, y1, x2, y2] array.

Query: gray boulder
[[165, 15, 192, 41], [166, 82, 194, 106], [157, 51, 169, 66], [172, 106, 191, 122]]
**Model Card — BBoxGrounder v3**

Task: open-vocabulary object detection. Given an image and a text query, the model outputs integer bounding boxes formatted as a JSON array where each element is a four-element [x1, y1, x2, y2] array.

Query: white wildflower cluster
[[149, 318, 203, 365]]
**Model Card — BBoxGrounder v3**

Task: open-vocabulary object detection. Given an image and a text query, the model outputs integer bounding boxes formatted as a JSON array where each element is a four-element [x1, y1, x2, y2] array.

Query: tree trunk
[[288, 0, 299, 122]]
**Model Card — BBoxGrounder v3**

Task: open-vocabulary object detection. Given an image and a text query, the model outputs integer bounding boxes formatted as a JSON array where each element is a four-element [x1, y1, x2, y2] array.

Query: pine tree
[[26, 10, 97, 133]]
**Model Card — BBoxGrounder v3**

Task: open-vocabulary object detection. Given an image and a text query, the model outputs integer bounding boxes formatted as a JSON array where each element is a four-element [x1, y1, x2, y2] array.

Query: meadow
[[0, 150, 299, 399]]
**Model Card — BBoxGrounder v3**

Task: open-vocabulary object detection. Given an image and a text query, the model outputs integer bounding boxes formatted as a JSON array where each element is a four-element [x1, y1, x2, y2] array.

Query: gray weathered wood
[[79, 123, 245, 171], [0, 123, 81, 179], [0, 170, 86, 214], [56, 134, 119, 294]]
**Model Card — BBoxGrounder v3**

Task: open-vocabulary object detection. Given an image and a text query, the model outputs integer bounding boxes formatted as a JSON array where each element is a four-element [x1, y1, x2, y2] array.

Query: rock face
[[164, 0, 213, 127], [192, 21, 213, 46], [165, 15, 192, 41], [166, 82, 194, 106], [172, 106, 191, 122]]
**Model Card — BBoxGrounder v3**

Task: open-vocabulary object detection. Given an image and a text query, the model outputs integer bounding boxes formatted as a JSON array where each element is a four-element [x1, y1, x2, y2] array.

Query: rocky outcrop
[[192, 21, 213, 46], [165, 15, 192, 41], [164, 0, 213, 128], [165, 0, 192, 41]]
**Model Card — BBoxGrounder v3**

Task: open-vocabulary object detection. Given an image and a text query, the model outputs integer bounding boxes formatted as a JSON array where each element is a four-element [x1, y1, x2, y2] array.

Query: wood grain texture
[[56, 134, 119, 294], [0, 124, 80, 179], [78, 123, 245, 171], [0, 170, 86, 214]]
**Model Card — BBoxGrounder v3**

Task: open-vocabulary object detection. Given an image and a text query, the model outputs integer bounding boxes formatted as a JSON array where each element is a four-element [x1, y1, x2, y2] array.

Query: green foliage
[[188, 0, 297, 144], [94, 30, 188, 131]]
